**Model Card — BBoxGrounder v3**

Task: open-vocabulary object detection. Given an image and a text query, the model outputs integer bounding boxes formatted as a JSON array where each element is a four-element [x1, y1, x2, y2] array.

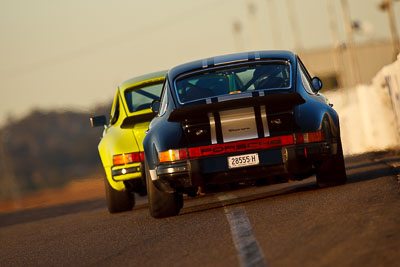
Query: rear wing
[[121, 112, 156, 129], [168, 92, 305, 122]]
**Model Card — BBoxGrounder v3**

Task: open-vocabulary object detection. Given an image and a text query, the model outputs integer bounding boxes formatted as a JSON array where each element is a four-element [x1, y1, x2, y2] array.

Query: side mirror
[[312, 77, 323, 91], [90, 115, 107, 128], [151, 100, 160, 114]]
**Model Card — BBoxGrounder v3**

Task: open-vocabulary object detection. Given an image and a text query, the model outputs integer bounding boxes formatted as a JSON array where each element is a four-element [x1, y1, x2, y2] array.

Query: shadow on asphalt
[[345, 152, 400, 184], [346, 166, 395, 184], [0, 198, 106, 228], [344, 150, 399, 165], [180, 182, 319, 217]]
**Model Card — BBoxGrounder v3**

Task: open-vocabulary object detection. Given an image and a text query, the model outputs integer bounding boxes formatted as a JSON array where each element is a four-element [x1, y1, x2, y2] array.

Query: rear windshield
[[175, 61, 291, 104], [124, 82, 163, 113]]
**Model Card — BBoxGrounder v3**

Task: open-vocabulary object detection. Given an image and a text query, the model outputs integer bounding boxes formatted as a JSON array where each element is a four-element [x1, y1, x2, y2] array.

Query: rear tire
[[145, 162, 183, 218], [104, 177, 134, 213], [316, 137, 347, 187]]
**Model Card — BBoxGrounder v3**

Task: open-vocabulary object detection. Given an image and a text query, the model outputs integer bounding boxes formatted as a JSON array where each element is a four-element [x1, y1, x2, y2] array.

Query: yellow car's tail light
[[159, 149, 188, 163], [113, 152, 144, 166]]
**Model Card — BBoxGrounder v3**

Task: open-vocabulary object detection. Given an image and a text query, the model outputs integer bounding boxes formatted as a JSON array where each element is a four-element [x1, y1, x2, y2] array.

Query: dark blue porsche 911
[[143, 50, 347, 218]]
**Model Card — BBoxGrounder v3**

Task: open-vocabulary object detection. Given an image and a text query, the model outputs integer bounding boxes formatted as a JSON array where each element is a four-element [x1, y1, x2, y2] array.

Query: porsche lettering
[[187, 135, 294, 158], [200, 140, 282, 154]]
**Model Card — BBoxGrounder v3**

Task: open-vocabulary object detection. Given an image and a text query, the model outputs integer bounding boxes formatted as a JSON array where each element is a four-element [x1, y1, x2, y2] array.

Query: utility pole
[[247, 2, 262, 50], [232, 20, 245, 52], [285, 0, 303, 52], [340, 0, 361, 86], [265, 0, 282, 49], [379, 0, 400, 60], [327, 0, 344, 88]]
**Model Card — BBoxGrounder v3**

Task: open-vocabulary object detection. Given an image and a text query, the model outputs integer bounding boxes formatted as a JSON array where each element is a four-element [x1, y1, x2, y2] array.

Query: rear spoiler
[[168, 92, 305, 122], [121, 112, 156, 128]]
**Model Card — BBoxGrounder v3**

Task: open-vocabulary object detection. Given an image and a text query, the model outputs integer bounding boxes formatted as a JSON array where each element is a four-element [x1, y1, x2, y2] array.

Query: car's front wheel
[[104, 177, 134, 213], [316, 137, 347, 187], [145, 162, 183, 218]]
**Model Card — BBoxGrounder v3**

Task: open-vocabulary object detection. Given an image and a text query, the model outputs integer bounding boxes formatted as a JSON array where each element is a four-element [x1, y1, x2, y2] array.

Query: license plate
[[227, 153, 259, 169]]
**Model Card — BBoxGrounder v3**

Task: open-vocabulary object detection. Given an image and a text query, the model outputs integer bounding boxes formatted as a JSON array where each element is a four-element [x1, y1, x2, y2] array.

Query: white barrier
[[376, 54, 400, 137], [325, 55, 400, 155]]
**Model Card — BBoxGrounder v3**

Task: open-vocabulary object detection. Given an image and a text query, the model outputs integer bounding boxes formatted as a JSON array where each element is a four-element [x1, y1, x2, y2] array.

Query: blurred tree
[[0, 104, 110, 200]]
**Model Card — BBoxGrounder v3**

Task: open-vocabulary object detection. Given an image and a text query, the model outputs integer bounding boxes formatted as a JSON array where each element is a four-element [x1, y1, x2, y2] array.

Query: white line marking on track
[[219, 194, 266, 267]]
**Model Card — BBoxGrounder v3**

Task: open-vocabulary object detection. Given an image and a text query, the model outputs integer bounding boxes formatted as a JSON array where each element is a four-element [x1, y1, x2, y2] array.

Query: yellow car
[[90, 70, 167, 213]]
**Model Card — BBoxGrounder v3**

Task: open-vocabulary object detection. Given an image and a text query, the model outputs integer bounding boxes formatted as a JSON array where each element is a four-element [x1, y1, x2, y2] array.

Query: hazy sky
[[0, 0, 398, 125]]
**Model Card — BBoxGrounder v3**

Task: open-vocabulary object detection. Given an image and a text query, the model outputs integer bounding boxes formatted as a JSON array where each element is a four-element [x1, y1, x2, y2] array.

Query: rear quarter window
[[298, 61, 315, 95]]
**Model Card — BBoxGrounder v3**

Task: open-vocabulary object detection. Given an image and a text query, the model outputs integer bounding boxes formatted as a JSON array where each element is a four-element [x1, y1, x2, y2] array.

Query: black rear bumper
[[154, 142, 335, 193]]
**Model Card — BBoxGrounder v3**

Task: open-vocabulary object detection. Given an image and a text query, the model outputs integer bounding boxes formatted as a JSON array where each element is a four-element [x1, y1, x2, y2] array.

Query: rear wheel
[[145, 162, 183, 218], [316, 137, 347, 187], [104, 177, 134, 213]]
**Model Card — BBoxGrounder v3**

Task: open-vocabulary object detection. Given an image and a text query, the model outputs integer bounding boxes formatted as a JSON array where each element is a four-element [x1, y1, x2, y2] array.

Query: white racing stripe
[[260, 105, 270, 137], [219, 194, 266, 267], [202, 59, 208, 68], [208, 112, 217, 144]]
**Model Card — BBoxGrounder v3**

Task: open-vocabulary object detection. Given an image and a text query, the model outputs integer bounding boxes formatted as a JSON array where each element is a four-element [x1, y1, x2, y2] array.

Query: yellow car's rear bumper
[[111, 162, 142, 181]]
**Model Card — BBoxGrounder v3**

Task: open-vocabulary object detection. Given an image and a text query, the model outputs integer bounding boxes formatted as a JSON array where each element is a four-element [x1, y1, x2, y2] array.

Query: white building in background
[[298, 40, 394, 90], [301, 40, 400, 155]]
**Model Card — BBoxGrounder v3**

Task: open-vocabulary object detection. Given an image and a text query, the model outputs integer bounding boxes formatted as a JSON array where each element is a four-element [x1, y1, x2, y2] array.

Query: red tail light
[[294, 131, 325, 144], [159, 149, 188, 163], [113, 152, 143, 166]]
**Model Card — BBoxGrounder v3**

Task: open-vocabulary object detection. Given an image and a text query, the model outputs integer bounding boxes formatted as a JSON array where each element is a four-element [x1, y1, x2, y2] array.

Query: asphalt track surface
[[1, 151, 400, 267]]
